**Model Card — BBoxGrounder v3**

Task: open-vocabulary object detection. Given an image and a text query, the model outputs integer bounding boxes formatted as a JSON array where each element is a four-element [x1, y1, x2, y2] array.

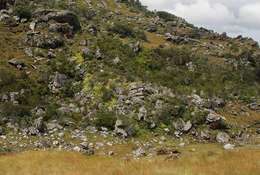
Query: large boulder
[[33, 9, 81, 31]]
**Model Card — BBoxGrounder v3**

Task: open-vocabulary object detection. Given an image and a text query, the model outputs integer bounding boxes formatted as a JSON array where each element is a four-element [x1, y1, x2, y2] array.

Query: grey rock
[[80, 142, 94, 155], [1, 94, 8, 102], [130, 41, 141, 53], [80, 40, 87, 46], [82, 47, 90, 59], [173, 119, 192, 133], [46, 120, 63, 131], [183, 120, 192, 132], [33, 117, 46, 133], [26, 127, 40, 136], [95, 48, 102, 59], [114, 119, 134, 138], [34, 9, 81, 31], [24, 47, 33, 57], [209, 98, 225, 109], [108, 151, 114, 156], [216, 132, 230, 144], [248, 102, 260, 111], [206, 111, 227, 129], [113, 57, 121, 65], [8, 58, 25, 70], [29, 21, 37, 31], [191, 94, 204, 107], [165, 33, 199, 44], [146, 24, 157, 32], [138, 106, 147, 121], [49, 72, 67, 92], [223, 144, 235, 150], [200, 130, 210, 140], [133, 147, 146, 158], [173, 119, 185, 131], [206, 112, 221, 123]]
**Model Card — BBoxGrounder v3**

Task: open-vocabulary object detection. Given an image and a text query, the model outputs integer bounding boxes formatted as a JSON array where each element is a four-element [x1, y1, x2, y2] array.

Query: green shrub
[[109, 22, 147, 40], [93, 110, 117, 130], [110, 22, 135, 38], [0, 103, 31, 120], [156, 11, 178, 22], [0, 69, 16, 91], [14, 1, 32, 20], [154, 47, 192, 66]]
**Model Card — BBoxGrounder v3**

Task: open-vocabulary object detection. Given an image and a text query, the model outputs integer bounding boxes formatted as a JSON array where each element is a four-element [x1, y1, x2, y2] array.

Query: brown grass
[[0, 145, 260, 175]]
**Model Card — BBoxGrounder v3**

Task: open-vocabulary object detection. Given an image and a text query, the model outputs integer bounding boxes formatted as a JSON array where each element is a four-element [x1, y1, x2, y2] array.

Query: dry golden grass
[[0, 145, 260, 175]]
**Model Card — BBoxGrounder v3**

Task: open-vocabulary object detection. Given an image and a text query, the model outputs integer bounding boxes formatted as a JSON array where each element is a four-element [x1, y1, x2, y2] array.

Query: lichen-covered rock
[[33, 9, 81, 31]]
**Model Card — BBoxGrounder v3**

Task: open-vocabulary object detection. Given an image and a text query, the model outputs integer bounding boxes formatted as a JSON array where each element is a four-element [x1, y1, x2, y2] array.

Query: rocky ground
[[0, 0, 259, 161]]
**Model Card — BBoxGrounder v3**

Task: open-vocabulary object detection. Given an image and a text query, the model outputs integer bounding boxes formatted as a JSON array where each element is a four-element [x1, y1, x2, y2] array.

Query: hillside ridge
[[0, 0, 259, 156]]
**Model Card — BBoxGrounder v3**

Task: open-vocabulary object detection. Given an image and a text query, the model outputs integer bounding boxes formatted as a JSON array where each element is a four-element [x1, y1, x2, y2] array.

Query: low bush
[[14, 0, 32, 20], [93, 110, 117, 130], [109, 22, 147, 40]]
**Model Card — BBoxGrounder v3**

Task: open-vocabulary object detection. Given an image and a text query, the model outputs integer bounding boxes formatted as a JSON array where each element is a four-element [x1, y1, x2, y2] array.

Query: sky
[[140, 0, 260, 43]]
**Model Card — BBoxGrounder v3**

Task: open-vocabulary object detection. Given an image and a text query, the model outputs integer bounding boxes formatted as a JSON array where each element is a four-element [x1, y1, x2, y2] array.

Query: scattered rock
[[223, 144, 235, 150], [206, 111, 227, 129], [146, 23, 157, 32], [82, 47, 90, 59], [8, 58, 25, 70], [49, 72, 68, 93], [247, 102, 260, 111], [108, 151, 114, 156], [165, 150, 181, 160], [200, 130, 211, 140], [173, 119, 192, 134], [133, 147, 146, 158], [165, 33, 199, 44], [25, 32, 64, 49], [114, 119, 128, 138], [183, 121, 192, 132], [216, 132, 230, 144], [95, 48, 102, 59], [129, 41, 141, 53], [138, 106, 147, 121], [209, 98, 225, 109]]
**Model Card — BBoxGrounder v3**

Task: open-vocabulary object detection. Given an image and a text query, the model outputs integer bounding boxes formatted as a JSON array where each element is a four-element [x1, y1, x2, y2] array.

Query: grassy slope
[[0, 145, 260, 175]]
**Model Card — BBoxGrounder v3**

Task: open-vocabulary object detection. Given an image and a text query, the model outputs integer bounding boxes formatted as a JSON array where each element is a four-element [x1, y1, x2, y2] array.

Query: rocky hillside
[[0, 0, 259, 155]]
